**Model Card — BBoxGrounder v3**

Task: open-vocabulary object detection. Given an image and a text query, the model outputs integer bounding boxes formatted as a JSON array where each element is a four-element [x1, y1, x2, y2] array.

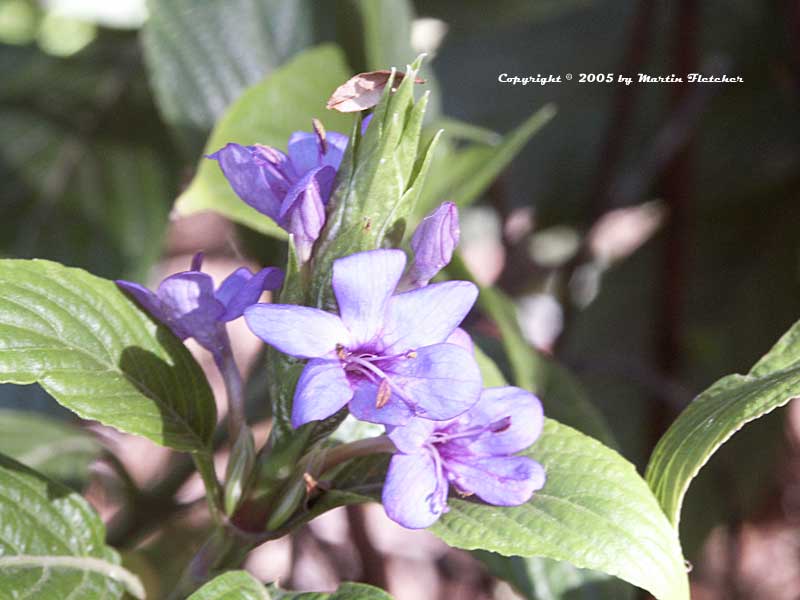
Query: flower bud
[[224, 426, 255, 516], [407, 202, 460, 288]]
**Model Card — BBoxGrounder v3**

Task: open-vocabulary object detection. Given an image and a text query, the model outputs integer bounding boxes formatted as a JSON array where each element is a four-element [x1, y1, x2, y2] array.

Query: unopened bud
[[407, 202, 460, 288]]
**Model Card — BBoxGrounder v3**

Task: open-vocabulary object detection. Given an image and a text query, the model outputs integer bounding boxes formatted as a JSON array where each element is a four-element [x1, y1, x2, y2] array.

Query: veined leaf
[[475, 551, 634, 600], [646, 317, 800, 527], [429, 419, 688, 600], [0, 452, 144, 599], [269, 581, 393, 599], [142, 0, 314, 139], [174, 45, 353, 237], [0, 409, 101, 486], [471, 349, 635, 600], [0, 259, 216, 452], [188, 570, 269, 600], [318, 418, 687, 600]]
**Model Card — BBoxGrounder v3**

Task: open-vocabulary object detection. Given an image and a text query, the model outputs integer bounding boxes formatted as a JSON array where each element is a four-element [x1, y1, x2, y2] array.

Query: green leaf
[[0, 259, 216, 452], [142, 0, 314, 139], [0, 409, 102, 486], [188, 570, 269, 600], [645, 317, 800, 527], [417, 104, 556, 215], [431, 420, 688, 600], [318, 418, 688, 600], [174, 44, 354, 237], [0, 452, 144, 599], [269, 581, 393, 599], [472, 346, 635, 600], [475, 551, 634, 600], [448, 254, 617, 447]]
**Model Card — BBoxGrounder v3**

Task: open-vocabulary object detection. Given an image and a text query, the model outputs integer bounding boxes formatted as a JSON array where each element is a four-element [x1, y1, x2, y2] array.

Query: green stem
[[193, 451, 224, 524]]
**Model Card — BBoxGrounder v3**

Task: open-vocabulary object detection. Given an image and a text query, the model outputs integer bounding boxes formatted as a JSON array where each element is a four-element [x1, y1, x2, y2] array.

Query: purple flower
[[244, 249, 482, 428], [405, 202, 460, 289], [383, 386, 546, 529], [209, 123, 349, 261], [116, 253, 284, 358]]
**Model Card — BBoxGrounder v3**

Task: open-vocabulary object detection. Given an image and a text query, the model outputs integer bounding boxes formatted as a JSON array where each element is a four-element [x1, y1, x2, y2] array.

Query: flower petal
[[332, 249, 406, 346], [466, 387, 545, 456], [157, 272, 225, 342], [216, 267, 284, 321], [445, 327, 473, 353], [116, 280, 168, 326], [383, 451, 448, 529], [244, 304, 351, 359], [348, 380, 415, 426], [446, 455, 545, 506], [387, 418, 435, 454], [390, 343, 482, 421], [208, 143, 282, 221], [279, 166, 336, 261], [292, 358, 353, 428], [382, 281, 478, 353], [288, 130, 349, 172]]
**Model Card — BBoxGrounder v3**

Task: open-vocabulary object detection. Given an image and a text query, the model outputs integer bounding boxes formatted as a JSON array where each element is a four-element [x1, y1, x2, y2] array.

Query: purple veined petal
[[407, 202, 460, 287], [116, 280, 170, 330], [279, 166, 336, 262], [382, 451, 448, 529], [465, 386, 545, 456], [390, 343, 482, 421], [291, 358, 353, 428], [444, 327, 473, 353], [381, 281, 478, 354], [332, 249, 406, 346], [157, 272, 226, 348], [387, 418, 435, 454], [349, 380, 415, 426], [252, 144, 296, 197], [216, 267, 285, 322], [287, 130, 349, 173], [445, 455, 545, 506], [287, 131, 322, 174], [244, 304, 351, 359], [208, 143, 282, 221]]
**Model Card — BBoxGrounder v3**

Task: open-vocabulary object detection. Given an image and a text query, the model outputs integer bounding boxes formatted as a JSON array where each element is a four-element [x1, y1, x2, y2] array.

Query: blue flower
[[383, 386, 546, 529], [116, 253, 284, 359], [244, 249, 482, 428], [209, 124, 348, 261]]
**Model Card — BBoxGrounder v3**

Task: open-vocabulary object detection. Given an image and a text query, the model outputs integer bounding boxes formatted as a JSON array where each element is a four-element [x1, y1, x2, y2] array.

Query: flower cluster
[[118, 123, 545, 529], [208, 120, 348, 262]]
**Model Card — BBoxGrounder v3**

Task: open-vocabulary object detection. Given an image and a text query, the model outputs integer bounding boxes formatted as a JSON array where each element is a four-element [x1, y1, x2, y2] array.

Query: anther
[[312, 118, 328, 154], [376, 379, 391, 408]]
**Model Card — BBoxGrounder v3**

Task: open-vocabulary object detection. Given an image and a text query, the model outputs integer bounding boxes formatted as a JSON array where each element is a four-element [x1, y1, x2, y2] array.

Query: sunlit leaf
[[0, 259, 216, 452], [188, 570, 269, 600], [646, 317, 800, 526], [0, 452, 144, 599]]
